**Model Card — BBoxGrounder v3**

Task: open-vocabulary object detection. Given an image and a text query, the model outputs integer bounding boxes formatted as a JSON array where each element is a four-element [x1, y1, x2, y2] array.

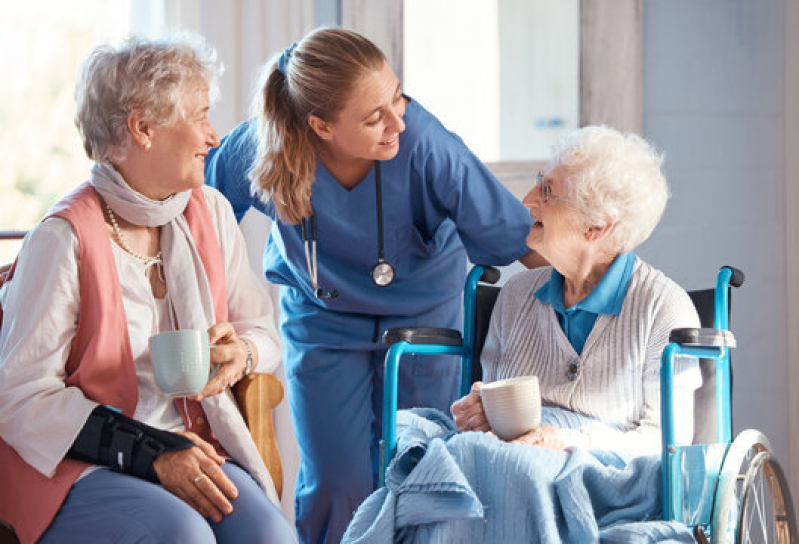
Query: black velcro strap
[[108, 420, 141, 473], [67, 405, 194, 483]]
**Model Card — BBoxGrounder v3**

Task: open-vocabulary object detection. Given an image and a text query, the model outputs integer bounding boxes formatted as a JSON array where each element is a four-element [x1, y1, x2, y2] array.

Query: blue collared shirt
[[535, 253, 636, 354]]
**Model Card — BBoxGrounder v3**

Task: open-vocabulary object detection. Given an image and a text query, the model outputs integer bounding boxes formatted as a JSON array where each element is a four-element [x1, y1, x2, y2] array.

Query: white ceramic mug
[[149, 329, 216, 397], [480, 375, 542, 441]]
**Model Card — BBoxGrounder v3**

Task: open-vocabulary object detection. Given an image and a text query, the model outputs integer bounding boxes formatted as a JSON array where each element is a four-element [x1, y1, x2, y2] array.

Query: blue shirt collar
[[535, 253, 636, 315]]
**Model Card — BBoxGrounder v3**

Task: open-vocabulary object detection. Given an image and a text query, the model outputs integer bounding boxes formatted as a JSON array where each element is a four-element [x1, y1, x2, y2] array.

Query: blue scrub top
[[535, 253, 636, 354], [205, 97, 533, 318]]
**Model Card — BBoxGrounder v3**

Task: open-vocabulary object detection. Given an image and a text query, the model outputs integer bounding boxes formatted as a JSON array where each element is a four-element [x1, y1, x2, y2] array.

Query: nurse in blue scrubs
[[206, 27, 541, 543]]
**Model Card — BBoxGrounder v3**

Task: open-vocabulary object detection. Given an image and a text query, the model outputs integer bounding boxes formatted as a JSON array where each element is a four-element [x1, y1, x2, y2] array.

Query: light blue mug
[[149, 329, 218, 397]]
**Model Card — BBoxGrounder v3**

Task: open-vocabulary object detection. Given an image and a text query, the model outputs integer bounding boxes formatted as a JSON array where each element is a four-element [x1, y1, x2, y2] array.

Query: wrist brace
[[66, 405, 194, 483]]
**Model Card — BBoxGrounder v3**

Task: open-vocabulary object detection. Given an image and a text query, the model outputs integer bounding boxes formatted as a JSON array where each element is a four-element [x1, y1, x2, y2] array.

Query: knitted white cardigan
[[481, 257, 702, 456]]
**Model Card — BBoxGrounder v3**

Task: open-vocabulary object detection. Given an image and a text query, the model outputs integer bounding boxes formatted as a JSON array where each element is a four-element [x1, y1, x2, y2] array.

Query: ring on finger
[[193, 473, 206, 485]]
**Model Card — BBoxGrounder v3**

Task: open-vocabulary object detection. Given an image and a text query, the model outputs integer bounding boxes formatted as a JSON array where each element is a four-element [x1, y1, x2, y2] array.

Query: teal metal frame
[[379, 263, 745, 538], [378, 265, 489, 486], [660, 266, 739, 526]]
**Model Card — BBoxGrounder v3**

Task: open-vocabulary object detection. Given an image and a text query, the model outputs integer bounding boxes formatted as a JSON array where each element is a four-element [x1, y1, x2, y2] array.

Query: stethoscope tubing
[[301, 161, 395, 299]]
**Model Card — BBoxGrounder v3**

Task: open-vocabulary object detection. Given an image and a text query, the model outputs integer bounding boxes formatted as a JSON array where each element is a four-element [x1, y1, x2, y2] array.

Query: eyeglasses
[[535, 171, 573, 204]]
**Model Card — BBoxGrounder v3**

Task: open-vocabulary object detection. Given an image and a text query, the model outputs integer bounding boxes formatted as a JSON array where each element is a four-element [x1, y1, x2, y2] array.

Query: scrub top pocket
[[393, 222, 455, 279]]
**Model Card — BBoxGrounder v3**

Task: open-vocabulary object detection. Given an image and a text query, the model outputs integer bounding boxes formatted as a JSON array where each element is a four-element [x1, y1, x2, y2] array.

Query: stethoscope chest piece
[[371, 259, 395, 287], [304, 161, 397, 297]]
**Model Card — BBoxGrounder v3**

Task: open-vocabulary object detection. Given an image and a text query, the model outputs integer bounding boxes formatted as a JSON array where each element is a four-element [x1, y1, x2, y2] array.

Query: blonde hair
[[74, 34, 221, 163], [554, 125, 669, 254], [249, 27, 386, 224]]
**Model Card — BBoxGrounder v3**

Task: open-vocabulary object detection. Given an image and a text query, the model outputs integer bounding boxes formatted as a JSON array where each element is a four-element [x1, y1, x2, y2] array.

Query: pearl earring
[[144, 141, 151, 150]]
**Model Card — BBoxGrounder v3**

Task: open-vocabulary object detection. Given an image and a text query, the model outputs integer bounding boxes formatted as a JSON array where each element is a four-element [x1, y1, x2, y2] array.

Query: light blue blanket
[[343, 408, 694, 543]]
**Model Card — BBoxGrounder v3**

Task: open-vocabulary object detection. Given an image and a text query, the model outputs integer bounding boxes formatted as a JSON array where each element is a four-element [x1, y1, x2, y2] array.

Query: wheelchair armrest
[[382, 327, 463, 347], [669, 327, 736, 348]]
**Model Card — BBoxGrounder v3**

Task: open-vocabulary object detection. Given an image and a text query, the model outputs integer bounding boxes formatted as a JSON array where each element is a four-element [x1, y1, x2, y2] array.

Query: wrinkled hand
[[511, 425, 567, 450], [153, 431, 238, 523], [451, 381, 491, 433], [193, 322, 249, 401]]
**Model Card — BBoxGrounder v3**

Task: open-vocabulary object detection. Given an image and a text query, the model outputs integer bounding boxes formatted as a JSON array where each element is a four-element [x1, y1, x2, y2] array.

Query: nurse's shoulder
[[205, 119, 262, 221]]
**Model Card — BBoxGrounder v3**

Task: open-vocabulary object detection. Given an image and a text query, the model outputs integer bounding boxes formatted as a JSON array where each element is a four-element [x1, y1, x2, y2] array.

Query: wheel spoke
[[711, 431, 796, 544]]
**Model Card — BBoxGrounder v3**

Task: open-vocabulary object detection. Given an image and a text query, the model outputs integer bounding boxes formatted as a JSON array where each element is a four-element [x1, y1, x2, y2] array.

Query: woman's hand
[[153, 431, 238, 523], [512, 425, 568, 450], [512, 426, 590, 450], [193, 322, 251, 400], [450, 381, 491, 433]]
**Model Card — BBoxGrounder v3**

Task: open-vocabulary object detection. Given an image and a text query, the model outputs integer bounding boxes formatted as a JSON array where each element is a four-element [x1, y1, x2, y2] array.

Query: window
[[403, 0, 579, 163], [0, 1, 130, 262]]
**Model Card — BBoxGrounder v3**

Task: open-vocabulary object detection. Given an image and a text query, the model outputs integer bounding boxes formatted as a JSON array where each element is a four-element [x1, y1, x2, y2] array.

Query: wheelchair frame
[[379, 265, 797, 543]]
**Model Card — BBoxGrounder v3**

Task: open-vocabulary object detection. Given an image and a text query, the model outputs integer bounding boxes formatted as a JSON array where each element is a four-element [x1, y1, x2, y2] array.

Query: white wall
[[640, 0, 791, 487], [785, 0, 799, 510]]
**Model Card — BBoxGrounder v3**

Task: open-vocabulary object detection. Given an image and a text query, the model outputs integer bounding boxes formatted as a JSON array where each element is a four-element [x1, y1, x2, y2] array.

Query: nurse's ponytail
[[249, 27, 386, 224]]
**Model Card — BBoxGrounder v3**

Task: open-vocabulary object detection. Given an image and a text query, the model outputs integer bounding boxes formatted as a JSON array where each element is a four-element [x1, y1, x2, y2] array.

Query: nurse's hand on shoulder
[[451, 381, 491, 433], [192, 322, 251, 400], [153, 431, 238, 523]]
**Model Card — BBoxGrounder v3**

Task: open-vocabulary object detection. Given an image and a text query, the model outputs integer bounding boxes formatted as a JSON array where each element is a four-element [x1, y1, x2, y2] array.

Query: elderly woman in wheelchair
[[345, 126, 711, 543], [451, 125, 701, 457], [346, 126, 797, 543]]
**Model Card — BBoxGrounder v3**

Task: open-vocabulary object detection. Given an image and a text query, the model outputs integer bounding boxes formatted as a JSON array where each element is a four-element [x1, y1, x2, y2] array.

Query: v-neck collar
[[316, 158, 375, 194], [543, 300, 615, 360]]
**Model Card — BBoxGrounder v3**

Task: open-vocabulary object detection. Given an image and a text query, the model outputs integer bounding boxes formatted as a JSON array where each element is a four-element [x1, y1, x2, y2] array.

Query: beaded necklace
[[104, 204, 162, 265]]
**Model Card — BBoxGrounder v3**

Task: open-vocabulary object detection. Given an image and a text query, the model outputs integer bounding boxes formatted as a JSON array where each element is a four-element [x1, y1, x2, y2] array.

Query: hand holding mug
[[195, 322, 253, 400], [451, 381, 491, 433]]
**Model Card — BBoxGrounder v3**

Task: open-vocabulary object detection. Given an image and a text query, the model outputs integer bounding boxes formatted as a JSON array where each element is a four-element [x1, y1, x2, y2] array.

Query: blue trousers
[[280, 288, 461, 543], [40, 462, 295, 543]]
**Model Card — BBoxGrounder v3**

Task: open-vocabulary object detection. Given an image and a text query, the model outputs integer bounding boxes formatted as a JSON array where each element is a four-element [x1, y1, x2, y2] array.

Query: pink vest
[[0, 183, 229, 543]]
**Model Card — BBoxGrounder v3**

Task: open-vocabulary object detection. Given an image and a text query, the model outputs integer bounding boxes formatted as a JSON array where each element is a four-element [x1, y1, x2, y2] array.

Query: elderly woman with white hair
[[452, 125, 702, 457], [0, 36, 294, 543]]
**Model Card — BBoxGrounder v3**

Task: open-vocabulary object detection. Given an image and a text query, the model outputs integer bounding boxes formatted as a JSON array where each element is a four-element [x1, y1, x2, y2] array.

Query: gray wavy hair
[[554, 126, 669, 254], [74, 34, 222, 162]]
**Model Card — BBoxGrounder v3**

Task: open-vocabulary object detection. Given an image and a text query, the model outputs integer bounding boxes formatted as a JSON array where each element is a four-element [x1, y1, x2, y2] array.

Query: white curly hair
[[74, 33, 222, 163], [552, 125, 669, 254]]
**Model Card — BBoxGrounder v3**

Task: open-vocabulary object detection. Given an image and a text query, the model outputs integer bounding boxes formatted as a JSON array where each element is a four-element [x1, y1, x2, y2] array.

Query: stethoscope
[[301, 161, 395, 299]]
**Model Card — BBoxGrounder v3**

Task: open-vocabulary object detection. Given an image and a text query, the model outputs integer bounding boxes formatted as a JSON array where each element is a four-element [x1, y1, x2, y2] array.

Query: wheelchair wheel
[[711, 429, 797, 543], [737, 452, 797, 543]]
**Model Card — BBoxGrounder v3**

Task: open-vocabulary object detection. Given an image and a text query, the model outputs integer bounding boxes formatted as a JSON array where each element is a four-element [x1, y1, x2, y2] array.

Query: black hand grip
[[382, 327, 463, 346], [669, 327, 736, 347], [723, 266, 744, 288], [477, 265, 501, 285]]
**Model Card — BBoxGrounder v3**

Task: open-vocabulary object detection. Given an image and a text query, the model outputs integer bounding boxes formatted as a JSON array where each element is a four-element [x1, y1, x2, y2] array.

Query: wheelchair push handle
[[722, 265, 744, 288]]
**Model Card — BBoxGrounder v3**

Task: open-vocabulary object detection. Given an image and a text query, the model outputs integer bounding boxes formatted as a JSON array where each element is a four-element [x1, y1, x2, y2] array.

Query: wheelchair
[[379, 264, 797, 543]]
